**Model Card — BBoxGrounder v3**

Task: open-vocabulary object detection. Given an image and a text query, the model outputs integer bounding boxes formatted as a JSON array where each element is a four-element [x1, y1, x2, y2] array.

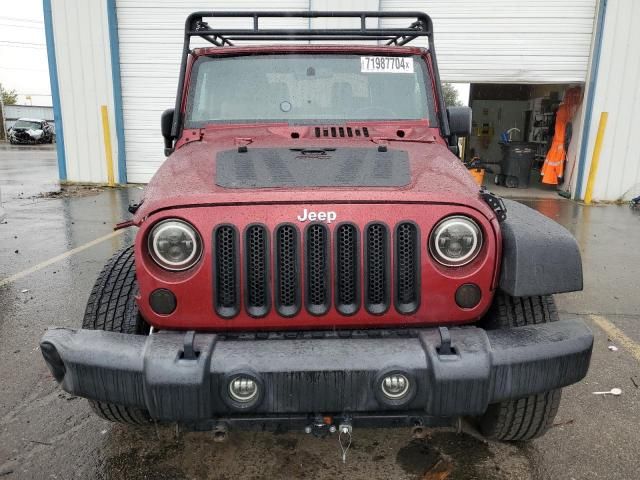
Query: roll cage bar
[[171, 11, 450, 139]]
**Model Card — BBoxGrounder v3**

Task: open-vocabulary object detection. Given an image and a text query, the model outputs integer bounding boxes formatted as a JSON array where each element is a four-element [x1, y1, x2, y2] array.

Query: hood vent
[[314, 126, 369, 138]]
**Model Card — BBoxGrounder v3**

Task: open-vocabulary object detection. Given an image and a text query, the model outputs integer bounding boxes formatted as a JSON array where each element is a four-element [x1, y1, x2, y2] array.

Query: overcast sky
[[0, 0, 52, 106]]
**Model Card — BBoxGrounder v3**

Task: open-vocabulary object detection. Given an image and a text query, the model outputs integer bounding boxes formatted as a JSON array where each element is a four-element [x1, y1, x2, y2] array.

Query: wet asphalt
[[1, 144, 639, 479]]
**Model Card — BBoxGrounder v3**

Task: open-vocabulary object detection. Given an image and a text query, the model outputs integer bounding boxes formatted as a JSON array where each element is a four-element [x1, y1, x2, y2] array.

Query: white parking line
[[0, 229, 125, 288]]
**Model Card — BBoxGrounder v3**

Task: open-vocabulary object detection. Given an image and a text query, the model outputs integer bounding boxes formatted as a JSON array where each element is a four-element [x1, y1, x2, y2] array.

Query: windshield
[[185, 54, 437, 126], [14, 120, 42, 129]]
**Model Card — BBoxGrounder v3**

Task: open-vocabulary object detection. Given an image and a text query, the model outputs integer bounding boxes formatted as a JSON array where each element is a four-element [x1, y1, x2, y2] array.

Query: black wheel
[[82, 246, 152, 425], [477, 293, 562, 441], [505, 175, 519, 188]]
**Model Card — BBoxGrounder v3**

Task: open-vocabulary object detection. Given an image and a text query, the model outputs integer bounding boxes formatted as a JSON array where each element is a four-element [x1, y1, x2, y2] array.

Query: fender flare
[[499, 199, 583, 296]]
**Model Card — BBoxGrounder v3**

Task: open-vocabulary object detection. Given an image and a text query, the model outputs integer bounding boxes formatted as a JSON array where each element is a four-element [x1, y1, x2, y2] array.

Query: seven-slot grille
[[213, 222, 419, 318]]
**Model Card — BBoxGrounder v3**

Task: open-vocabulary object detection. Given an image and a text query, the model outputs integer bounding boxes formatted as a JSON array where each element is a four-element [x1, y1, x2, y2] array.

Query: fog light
[[228, 376, 259, 402], [455, 283, 482, 309], [381, 374, 410, 399], [149, 288, 177, 315]]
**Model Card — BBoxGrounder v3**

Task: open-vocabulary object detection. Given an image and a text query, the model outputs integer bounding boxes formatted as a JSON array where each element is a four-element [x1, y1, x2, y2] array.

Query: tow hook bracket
[[182, 330, 199, 360], [304, 415, 336, 438], [480, 187, 507, 222], [437, 327, 456, 357]]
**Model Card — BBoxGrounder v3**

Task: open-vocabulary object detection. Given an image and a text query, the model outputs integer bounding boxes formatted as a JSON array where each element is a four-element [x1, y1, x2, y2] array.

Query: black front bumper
[[40, 320, 592, 423]]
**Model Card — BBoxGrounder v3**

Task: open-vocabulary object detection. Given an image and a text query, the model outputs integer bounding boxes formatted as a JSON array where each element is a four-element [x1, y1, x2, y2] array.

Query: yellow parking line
[[0, 229, 125, 288], [591, 314, 640, 362]]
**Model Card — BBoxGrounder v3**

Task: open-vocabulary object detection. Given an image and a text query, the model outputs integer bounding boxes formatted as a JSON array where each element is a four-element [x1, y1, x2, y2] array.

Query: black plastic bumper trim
[[40, 319, 593, 422]]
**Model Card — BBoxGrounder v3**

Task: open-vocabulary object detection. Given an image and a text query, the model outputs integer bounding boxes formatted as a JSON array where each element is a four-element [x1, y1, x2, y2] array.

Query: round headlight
[[429, 216, 482, 267], [148, 219, 202, 271]]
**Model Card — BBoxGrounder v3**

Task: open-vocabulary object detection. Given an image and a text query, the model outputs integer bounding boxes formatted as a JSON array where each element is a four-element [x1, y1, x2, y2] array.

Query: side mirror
[[161, 108, 175, 156], [447, 106, 472, 137]]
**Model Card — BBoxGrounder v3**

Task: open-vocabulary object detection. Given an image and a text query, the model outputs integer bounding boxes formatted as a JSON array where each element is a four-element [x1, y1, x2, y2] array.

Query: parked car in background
[[8, 118, 55, 144]]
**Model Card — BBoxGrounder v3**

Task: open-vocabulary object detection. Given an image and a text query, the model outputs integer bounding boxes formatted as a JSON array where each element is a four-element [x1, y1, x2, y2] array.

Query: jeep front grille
[[365, 223, 390, 314], [212, 221, 420, 319], [335, 224, 359, 315], [214, 225, 239, 318], [395, 222, 420, 313], [275, 224, 300, 317], [245, 225, 269, 317], [306, 224, 330, 315]]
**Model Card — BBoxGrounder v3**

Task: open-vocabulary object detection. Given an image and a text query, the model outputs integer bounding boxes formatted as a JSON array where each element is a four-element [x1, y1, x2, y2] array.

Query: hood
[[134, 125, 491, 223]]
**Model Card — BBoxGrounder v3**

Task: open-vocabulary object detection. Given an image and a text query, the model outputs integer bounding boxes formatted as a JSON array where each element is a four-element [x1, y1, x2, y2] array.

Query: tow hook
[[303, 415, 353, 462], [338, 419, 353, 463]]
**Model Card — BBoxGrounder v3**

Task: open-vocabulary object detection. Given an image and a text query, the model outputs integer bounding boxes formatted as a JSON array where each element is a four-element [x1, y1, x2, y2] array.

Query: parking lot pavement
[[1, 145, 640, 479], [0, 144, 59, 201]]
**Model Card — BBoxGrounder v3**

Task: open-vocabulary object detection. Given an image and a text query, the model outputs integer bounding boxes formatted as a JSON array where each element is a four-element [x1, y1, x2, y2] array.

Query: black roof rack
[[171, 11, 448, 138], [184, 11, 432, 47]]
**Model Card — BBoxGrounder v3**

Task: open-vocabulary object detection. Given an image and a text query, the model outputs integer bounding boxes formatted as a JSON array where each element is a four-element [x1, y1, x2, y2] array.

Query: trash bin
[[496, 142, 536, 188]]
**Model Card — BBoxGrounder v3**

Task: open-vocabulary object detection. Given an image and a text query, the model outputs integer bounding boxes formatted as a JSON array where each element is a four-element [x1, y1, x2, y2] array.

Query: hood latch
[[480, 187, 507, 222]]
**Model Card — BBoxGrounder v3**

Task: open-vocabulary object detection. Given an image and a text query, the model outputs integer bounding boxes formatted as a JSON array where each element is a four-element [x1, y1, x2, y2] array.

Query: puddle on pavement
[[395, 439, 441, 474], [396, 432, 506, 480]]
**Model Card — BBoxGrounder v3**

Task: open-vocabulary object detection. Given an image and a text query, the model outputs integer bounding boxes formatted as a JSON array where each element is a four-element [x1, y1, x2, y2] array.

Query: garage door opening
[[465, 83, 584, 198]]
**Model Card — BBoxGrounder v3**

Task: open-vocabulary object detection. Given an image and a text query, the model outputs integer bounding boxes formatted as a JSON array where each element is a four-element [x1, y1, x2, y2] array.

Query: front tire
[[82, 246, 151, 425], [477, 293, 562, 441]]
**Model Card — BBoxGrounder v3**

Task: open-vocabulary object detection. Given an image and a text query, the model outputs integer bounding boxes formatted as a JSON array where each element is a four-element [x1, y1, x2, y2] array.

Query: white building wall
[[49, 0, 640, 201], [310, 0, 380, 29], [4, 105, 54, 122], [49, 0, 119, 183], [579, 0, 640, 201], [116, 0, 310, 183], [379, 0, 596, 83], [116, 0, 597, 182], [3, 105, 54, 130]]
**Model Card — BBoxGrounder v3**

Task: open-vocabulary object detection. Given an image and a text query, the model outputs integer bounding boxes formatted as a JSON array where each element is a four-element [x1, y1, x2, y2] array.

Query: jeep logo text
[[297, 209, 337, 224]]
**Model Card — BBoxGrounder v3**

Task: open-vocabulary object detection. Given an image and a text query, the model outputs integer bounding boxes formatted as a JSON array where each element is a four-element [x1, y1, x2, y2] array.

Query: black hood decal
[[216, 147, 410, 188]]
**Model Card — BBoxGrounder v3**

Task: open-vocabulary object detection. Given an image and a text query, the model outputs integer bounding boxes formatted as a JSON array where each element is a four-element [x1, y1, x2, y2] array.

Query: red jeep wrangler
[[41, 11, 592, 443]]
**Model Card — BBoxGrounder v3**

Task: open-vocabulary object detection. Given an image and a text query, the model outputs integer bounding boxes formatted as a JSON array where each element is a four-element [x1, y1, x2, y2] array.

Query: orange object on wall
[[541, 87, 582, 185], [469, 168, 485, 186]]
